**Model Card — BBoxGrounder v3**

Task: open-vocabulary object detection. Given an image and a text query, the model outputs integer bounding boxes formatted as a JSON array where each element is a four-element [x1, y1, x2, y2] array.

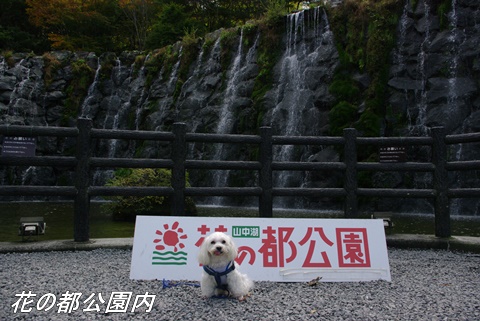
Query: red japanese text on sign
[[336, 228, 371, 267]]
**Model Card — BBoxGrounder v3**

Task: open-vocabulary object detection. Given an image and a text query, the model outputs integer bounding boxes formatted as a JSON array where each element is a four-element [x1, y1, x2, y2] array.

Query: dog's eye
[[221, 240, 226, 244], [210, 241, 215, 244]]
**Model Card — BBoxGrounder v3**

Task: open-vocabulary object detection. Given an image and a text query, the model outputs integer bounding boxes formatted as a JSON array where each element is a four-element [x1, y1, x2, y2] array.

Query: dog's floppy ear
[[226, 236, 238, 261], [197, 236, 211, 265]]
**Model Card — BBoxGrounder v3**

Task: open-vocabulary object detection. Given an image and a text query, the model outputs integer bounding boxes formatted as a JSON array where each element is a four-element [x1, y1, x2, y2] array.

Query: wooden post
[[74, 118, 92, 242], [171, 123, 186, 216], [432, 127, 450, 237], [259, 127, 273, 217], [344, 128, 358, 218]]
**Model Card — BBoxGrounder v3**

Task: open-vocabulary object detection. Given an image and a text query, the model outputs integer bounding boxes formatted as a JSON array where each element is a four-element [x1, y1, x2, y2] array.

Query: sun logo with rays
[[153, 221, 187, 252]]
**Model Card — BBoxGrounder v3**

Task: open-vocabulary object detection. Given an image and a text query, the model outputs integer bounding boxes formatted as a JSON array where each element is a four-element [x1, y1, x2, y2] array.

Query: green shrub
[[356, 110, 381, 137], [328, 77, 360, 103], [263, 0, 289, 26], [104, 168, 197, 220], [220, 28, 240, 71], [42, 52, 62, 87], [62, 58, 94, 124], [437, 0, 453, 30], [328, 101, 357, 136]]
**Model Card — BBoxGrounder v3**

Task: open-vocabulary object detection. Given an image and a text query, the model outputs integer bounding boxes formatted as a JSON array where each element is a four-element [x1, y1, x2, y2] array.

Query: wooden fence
[[1, 118, 480, 241]]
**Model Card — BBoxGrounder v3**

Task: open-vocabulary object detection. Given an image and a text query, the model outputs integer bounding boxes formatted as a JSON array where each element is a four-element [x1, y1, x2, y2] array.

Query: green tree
[[119, 0, 159, 50], [0, 0, 49, 53], [26, 0, 128, 52], [146, 3, 195, 50]]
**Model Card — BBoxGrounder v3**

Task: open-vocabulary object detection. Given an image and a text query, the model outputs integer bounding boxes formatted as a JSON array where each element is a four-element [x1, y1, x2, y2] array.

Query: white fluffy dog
[[198, 232, 253, 300]]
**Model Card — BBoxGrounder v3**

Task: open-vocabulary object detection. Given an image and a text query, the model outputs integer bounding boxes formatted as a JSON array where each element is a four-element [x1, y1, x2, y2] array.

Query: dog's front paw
[[236, 292, 252, 301]]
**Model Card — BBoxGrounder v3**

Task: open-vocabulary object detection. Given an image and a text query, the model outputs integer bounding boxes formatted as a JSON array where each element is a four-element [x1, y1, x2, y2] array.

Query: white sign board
[[130, 216, 391, 282]]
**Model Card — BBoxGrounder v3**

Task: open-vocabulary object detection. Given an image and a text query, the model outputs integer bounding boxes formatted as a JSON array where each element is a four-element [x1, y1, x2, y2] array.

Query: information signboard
[[1, 137, 36, 157], [379, 146, 406, 163]]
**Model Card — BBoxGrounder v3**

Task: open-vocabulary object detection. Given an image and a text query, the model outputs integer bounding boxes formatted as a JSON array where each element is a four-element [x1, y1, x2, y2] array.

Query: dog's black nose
[[216, 246, 223, 252]]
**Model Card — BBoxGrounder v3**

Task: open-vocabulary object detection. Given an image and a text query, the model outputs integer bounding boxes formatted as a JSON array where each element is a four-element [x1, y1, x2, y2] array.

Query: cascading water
[[6, 59, 30, 124], [393, 0, 411, 76], [447, 0, 464, 216], [180, 36, 221, 128], [409, 0, 431, 137], [176, 46, 204, 119], [448, 0, 460, 111], [3, 3, 480, 213], [104, 59, 128, 158], [149, 47, 183, 131], [3, 56, 45, 127], [80, 58, 101, 118], [210, 29, 245, 205], [178, 37, 222, 158], [269, 8, 327, 208], [404, 0, 434, 213], [134, 54, 150, 130], [0, 57, 6, 76], [272, 12, 305, 185], [391, 0, 412, 140], [92, 58, 132, 186]]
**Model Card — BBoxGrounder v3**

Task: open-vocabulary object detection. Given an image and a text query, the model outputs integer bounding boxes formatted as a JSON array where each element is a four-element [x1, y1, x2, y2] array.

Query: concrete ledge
[[0, 238, 133, 253], [386, 234, 480, 253], [0, 235, 479, 254]]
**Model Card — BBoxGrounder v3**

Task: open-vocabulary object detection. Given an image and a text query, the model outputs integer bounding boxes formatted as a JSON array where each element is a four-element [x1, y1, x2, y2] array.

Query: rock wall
[[1, 2, 480, 214], [388, 0, 480, 136], [383, 0, 480, 215]]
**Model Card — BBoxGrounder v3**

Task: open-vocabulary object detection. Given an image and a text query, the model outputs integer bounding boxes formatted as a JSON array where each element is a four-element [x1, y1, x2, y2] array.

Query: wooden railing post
[[259, 127, 273, 217], [171, 122, 187, 216], [432, 126, 450, 237], [74, 118, 92, 242], [344, 128, 358, 218]]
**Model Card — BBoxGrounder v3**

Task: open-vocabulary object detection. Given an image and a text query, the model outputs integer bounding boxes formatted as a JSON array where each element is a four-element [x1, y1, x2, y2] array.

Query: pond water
[[0, 202, 479, 242]]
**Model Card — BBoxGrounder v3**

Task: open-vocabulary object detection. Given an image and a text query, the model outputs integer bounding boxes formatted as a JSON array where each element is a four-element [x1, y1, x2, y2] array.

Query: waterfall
[[154, 47, 183, 130], [20, 166, 36, 201], [448, 0, 462, 216], [2, 2, 480, 214], [210, 29, 244, 205], [448, 0, 459, 109], [93, 57, 139, 185], [208, 31, 260, 206], [80, 58, 101, 118], [104, 58, 130, 158], [181, 37, 222, 158], [270, 8, 326, 208], [7, 59, 30, 123], [215, 30, 244, 143], [0, 56, 6, 76], [134, 54, 150, 130], [3, 57, 45, 126], [176, 45, 205, 119], [394, 0, 411, 76], [392, 0, 412, 139], [409, 0, 431, 136], [273, 11, 306, 167]]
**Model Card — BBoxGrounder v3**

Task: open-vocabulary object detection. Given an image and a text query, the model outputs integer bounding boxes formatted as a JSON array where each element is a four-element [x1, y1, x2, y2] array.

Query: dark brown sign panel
[[379, 146, 406, 163], [1, 137, 36, 157]]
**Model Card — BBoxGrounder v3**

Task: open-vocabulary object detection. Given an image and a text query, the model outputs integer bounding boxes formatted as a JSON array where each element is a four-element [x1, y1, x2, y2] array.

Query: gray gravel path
[[1, 248, 479, 320]]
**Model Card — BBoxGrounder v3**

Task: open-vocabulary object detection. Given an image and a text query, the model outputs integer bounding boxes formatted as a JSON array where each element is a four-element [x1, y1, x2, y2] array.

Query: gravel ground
[[1, 248, 479, 320]]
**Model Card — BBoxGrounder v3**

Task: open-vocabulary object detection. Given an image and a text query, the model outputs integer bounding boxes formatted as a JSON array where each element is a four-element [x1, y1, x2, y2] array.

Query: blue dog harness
[[203, 261, 236, 291]]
